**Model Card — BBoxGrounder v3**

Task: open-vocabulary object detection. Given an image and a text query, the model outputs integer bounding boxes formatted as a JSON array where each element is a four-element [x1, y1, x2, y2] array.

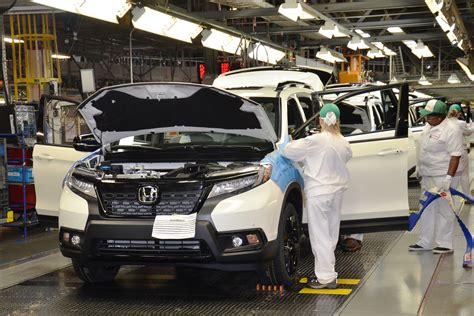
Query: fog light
[[232, 236, 243, 247], [63, 232, 70, 242], [246, 233, 260, 245], [71, 235, 81, 246]]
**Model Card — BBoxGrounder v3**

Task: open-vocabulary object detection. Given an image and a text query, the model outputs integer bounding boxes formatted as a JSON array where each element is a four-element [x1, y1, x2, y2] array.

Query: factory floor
[[0, 177, 473, 315]]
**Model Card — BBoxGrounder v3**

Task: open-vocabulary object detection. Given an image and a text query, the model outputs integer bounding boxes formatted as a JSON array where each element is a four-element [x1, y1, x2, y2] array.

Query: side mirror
[[73, 134, 100, 152]]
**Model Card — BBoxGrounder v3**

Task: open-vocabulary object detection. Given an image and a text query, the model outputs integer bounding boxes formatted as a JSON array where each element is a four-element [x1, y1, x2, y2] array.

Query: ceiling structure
[[1, 0, 473, 101]]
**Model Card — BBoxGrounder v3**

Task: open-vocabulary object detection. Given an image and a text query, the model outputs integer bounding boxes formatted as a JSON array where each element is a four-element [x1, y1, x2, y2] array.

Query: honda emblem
[[138, 186, 159, 204]]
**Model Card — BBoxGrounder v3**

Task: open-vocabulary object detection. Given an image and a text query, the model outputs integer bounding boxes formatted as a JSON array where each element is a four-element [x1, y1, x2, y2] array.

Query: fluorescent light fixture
[[387, 27, 404, 34], [425, 0, 443, 14], [347, 37, 370, 51], [132, 7, 203, 44], [418, 75, 432, 85], [33, 0, 131, 24], [456, 57, 474, 81], [383, 47, 397, 56], [447, 73, 461, 84], [446, 30, 459, 45], [402, 40, 417, 48], [52, 53, 70, 59], [318, 21, 348, 39], [367, 48, 385, 59], [411, 40, 434, 58], [355, 29, 371, 38], [3, 36, 24, 43], [201, 29, 248, 55], [249, 43, 285, 65], [435, 12, 455, 33], [316, 46, 346, 63], [278, 0, 318, 22]]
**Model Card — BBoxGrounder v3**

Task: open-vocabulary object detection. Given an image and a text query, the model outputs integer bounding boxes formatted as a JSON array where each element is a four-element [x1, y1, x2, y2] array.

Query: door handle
[[37, 154, 53, 160], [377, 149, 402, 156]]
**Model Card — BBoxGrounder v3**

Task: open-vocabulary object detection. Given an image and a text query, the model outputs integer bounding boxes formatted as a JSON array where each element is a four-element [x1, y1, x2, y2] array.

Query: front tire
[[259, 202, 301, 286], [72, 259, 120, 283]]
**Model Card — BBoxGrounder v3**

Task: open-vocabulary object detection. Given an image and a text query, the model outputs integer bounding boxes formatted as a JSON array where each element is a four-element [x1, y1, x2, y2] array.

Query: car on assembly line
[[32, 68, 411, 286]]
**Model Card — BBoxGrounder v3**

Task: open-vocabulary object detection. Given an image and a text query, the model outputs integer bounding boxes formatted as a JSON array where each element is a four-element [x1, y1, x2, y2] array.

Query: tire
[[72, 259, 120, 283], [259, 202, 301, 286]]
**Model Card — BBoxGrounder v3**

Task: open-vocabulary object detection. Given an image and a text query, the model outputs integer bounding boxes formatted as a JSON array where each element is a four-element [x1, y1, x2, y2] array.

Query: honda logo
[[138, 186, 159, 204]]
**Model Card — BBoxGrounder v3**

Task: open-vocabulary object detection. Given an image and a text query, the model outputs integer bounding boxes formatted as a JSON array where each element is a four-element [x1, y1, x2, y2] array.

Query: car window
[[287, 98, 304, 134], [42, 99, 91, 146], [381, 90, 398, 129], [298, 96, 313, 119], [249, 97, 279, 135], [339, 102, 371, 135]]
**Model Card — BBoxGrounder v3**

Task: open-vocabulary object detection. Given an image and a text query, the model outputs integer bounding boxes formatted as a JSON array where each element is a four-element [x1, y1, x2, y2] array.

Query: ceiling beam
[[195, 0, 427, 20]]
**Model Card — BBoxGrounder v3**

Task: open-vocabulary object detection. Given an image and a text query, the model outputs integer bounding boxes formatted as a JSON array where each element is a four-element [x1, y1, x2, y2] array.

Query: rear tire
[[72, 259, 120, 283], [259, 202, 301, 286]]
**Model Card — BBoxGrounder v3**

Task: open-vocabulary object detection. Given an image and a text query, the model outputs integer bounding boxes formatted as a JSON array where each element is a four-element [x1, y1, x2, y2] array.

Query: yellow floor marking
[[299, 288, 352, 295], [299, 278, 360, 285]]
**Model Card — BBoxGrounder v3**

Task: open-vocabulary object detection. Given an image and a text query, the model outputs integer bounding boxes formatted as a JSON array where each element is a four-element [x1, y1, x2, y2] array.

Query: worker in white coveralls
[[409, 100, 464, 254], [282, 103, 352, 289], [447, 104, 473, 198]]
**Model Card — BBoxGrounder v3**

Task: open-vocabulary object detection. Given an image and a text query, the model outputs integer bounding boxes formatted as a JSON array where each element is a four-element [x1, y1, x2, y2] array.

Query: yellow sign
[[7, 210, 14, 222]]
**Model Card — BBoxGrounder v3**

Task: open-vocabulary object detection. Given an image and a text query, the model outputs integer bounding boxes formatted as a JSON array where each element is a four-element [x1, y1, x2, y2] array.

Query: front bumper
[[60, 219, 278, 271]]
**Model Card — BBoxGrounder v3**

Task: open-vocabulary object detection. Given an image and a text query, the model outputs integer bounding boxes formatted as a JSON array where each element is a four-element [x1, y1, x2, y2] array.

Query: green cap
[[419, 99, 447, 117], [449, 104, 462, 112], [320, 103, 340, 119]]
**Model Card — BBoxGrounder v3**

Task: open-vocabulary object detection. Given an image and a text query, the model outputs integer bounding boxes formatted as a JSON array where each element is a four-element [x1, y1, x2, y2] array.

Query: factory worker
[[409, 100, 464, 254], [447, 104, 472, 196], [282, 103, 352, 289]]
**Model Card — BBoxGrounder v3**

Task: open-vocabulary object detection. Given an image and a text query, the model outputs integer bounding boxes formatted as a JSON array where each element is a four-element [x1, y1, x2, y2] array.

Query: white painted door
[[341, 137, 409, 220], [33, 144, 88, 217]]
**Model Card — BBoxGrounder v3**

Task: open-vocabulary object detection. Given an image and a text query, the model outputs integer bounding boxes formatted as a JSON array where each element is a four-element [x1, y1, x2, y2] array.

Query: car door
[[33, 96, 91, 219], [297, 83, 410, 231]]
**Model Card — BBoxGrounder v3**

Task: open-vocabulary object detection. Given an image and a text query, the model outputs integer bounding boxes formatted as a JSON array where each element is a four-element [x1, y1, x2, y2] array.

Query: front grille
[[95, 239, 211, 257], [100, 189, 202, 217]]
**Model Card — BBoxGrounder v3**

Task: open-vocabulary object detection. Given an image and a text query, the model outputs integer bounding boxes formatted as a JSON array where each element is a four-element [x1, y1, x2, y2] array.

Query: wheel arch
[[282, 182, 304, 223]]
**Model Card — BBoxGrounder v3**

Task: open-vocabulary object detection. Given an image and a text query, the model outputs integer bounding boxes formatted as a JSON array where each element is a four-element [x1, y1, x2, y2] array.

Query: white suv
[[33, 68, 410, 286]]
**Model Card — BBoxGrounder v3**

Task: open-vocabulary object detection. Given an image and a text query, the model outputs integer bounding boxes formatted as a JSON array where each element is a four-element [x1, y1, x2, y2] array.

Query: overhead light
[[389, 76, 399, 84], [201, 29, 249, 55], [402, 40, 417, 48], [435, 12, 455, 33], [132, 6, 203, 43], [33, 0, 132, 24], [355, 29, 371, 38], [446, 30, 459, 45], [347, 37, 370, 51], [52, 54, 70, 59], [3, 36, 24, 43], [278, 0, 318, 22], [425, 0, 443, 14], [248, 43, 285, 65], [387, 27, 404, 34], [318, 21, 348, 39], [316, 46, 346, 63], [367, 48, 386, 59], [418, 75, 432, 85], [447, 73, 461, 84], [456, 57, 474, 81], [412, 40, 434, 58]]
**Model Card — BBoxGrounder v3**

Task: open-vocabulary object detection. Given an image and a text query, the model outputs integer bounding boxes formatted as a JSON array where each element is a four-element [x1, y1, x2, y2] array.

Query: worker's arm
[[447, 155, 461, 177]]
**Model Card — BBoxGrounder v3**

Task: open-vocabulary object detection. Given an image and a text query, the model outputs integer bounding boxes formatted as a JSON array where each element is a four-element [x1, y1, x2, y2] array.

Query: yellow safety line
[[299, 277, 360, 285], [299, 288, 352, 295]]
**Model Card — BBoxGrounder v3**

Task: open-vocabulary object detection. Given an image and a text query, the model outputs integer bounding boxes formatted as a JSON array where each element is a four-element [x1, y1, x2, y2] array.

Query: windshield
[[249, 97, 279, 134], [113, 130, 273, 150]]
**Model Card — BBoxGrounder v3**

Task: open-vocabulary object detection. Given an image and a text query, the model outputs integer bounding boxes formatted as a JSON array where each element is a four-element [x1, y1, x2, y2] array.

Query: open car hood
[[78, 83, 277, 145]]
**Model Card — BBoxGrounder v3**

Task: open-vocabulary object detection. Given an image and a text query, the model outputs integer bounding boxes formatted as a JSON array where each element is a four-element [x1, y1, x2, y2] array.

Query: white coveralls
[[418, 119, 464, 250], [449, 118, 472, 194], [283, 132, 352, 283]]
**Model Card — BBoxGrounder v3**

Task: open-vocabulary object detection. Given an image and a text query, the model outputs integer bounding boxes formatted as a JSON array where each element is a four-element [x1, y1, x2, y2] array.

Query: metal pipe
[[438, 41, 441, 81], [129, 28, 134, 83]]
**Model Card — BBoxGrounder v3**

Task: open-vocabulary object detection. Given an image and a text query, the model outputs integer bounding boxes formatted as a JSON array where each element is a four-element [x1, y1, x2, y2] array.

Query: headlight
[[66, 174, 96, 198], [208, 164, 272, 198]]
